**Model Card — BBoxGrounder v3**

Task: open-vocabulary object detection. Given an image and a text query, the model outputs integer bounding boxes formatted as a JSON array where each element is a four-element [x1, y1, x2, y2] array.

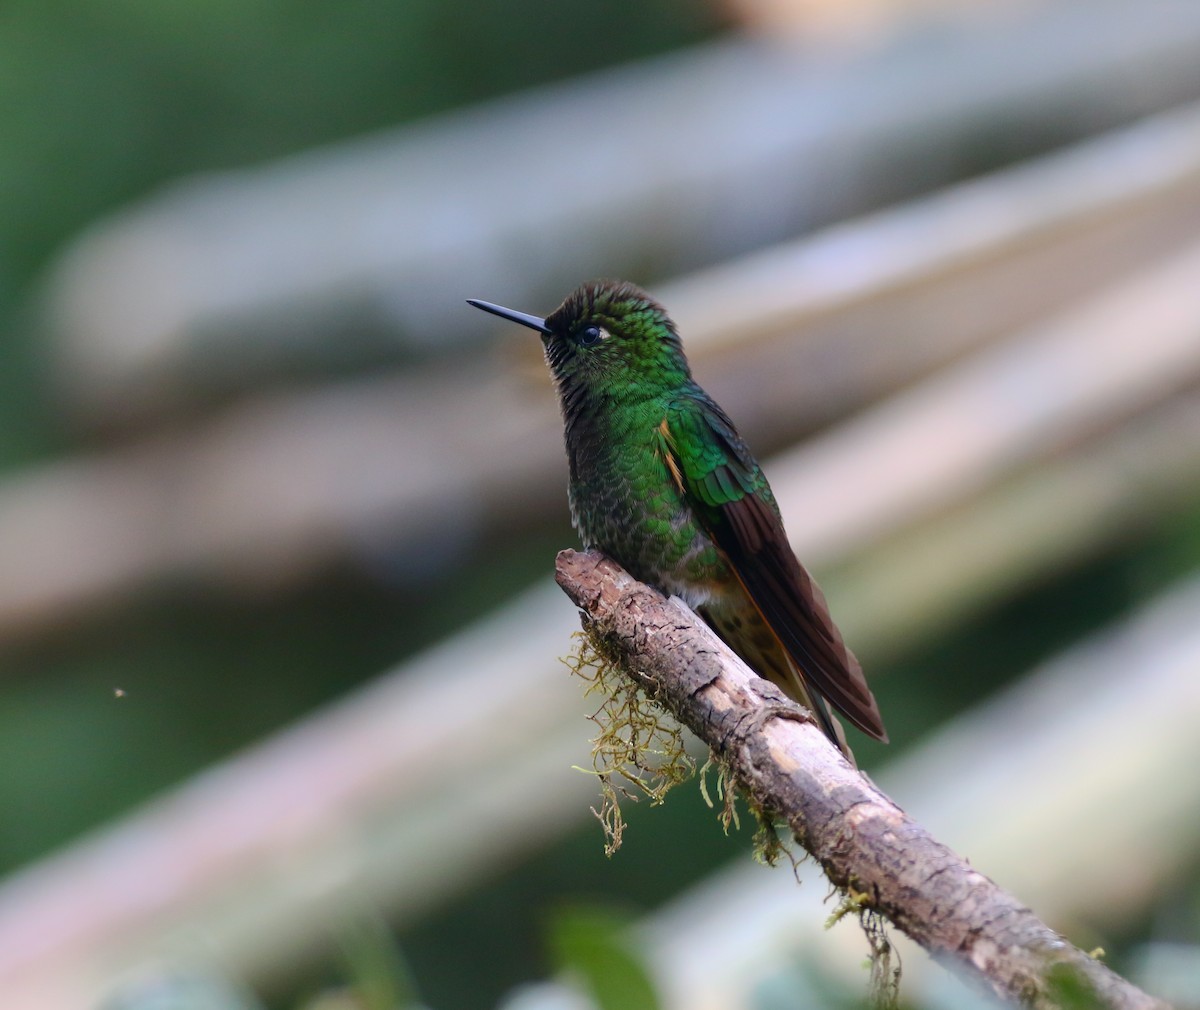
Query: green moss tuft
[[826, 895, 902, 1009], [698, 754, 740, 834], [564, 629, 804, 873], [563, 630, 695, 856], [862, 908, 902, 1010]]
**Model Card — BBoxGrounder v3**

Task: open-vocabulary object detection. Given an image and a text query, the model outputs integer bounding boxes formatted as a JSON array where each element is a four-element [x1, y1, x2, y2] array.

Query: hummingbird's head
[[468, 280, 690, 399]]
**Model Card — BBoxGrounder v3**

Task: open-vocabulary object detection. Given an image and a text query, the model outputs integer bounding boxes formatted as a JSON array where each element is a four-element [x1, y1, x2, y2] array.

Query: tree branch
[[555, 548, 1168, 1010]]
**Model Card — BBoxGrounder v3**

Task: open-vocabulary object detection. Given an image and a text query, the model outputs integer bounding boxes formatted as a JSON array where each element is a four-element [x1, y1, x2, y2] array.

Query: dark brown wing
[[719, 492, 887, 741], [664, 399, 888, 743]]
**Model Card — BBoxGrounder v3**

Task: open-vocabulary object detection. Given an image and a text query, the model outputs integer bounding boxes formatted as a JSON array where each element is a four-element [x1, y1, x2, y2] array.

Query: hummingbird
[[468, 280, 887, 759]]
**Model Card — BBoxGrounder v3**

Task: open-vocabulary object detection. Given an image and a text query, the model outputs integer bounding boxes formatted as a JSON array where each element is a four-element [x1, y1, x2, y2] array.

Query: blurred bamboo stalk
[[41, 0, 1200, 421], [3, 231, 1200, 1007], [4, 102, 1200, 647], [771, 235, 1200, 566], [830, 390, 1200, 657], [722, 0, 994, 38]]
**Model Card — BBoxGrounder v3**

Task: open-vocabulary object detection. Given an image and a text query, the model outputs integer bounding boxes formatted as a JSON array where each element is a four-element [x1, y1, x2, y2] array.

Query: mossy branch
[[554, 548, 1168, 1010]]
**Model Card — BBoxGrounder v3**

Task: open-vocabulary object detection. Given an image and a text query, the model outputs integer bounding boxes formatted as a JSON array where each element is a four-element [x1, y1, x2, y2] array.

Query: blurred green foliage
[[548, 906, 661, 1010], [319, 917, 426, 1010], [1, 2, 1198, 1008]]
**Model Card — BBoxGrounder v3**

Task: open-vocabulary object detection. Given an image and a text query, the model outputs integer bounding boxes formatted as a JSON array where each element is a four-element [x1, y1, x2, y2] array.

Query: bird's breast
[[566, 419, 730, 603]]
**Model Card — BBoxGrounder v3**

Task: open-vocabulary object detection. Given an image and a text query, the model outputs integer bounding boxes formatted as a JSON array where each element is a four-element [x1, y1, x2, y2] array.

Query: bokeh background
[[2, 0, 1200, 1007]]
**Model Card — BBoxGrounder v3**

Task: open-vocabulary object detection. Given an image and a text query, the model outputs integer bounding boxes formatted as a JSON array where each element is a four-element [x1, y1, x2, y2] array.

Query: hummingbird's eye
[[577, 325, 605, 346]]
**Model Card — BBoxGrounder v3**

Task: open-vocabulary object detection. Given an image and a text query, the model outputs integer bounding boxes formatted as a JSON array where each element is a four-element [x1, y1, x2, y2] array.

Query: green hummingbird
[[468, 280, 887, 759]]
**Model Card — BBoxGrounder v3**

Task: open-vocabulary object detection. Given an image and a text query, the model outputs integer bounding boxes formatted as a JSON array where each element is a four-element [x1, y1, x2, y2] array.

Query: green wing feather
[[662, 396, 888, 744]]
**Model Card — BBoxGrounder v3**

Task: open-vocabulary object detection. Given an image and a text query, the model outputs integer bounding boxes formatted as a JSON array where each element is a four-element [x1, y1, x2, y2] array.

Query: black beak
[[467, 298, 552, 335]]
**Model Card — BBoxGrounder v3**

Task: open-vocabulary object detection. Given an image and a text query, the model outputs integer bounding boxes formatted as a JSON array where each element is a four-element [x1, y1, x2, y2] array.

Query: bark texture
[[555, 548, 1169, 1010]]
